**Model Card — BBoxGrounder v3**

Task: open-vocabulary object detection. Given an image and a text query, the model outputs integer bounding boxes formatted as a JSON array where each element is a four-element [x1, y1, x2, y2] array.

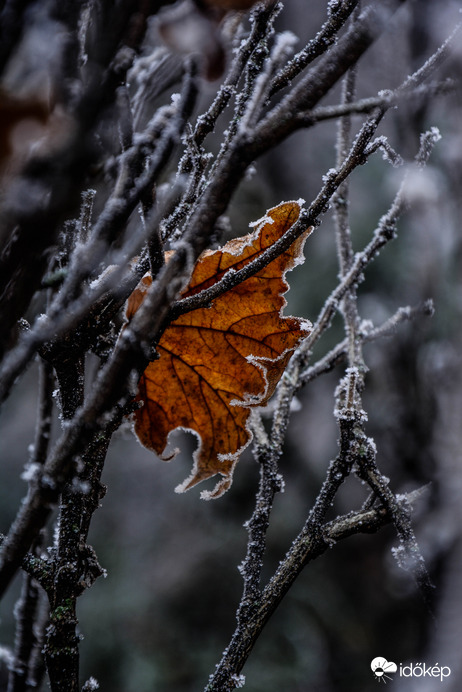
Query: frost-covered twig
[[297, 79, 455, 126], [206, 127, 440, 665], [129, 50, 184, 130], [0, 165, 187, 408], [206, 477, 417, 691], [77, 189, 96, 246], [399, 20, 461, 93], [31, 361, 55, 466], [0, 260, 138, 407], [170, 220, 314, 319], [235, 445, 282, 627], [42, 351, 85, 691], [252, 0, 405, 156], [7, 571, 43, 692], [7, 360, 54, 691], [269, 0, 360, 96], [372, 125, 442, 243], [267, 107, 386, 450], [205, 18, 281, 185], [162, 3, 282, 241], [363, 135, 403, 167], [264, 86, 441, 654], [237, 30, 298, 134], [0, 241, 194, 596], [363, 300, 435, 342], [296, 124, 441, 365], [53, 63, 198, 314], [331, 65, 434, 606], [173, 107, 387, 321], [194, 2, 281, 148], [355, 461, 434, 608], [333, 64, 356, 277], [0, 58, 196, 406], [299, 301, 435, 386]]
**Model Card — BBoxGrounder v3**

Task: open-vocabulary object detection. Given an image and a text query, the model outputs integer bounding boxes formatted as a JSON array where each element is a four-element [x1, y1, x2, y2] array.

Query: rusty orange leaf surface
[[126, 201, 312, 498]]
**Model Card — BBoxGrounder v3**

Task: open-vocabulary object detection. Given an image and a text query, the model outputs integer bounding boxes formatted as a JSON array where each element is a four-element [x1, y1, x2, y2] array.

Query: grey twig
[[299, 301, 435, 386], [270, 0, 361, 96]]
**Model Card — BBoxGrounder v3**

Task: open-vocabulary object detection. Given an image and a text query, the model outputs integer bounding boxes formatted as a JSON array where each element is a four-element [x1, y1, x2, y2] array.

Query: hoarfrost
[[128, 369, 141, 397], [244, 164, 257, 181], [0, 645, 14, 665], [322, 168, 337, 184], [366, 437, 377, 455], [391, 544, 408, 570], [276, 473, 285, 493], [327, 0, 342, 15], [232, 674, 246, 688], [72, 479, 91, 495], [21, 462, 41, 482]]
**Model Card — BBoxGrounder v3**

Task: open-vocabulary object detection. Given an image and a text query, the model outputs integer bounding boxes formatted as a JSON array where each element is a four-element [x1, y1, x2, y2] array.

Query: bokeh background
[[1, 1, 462, 690]]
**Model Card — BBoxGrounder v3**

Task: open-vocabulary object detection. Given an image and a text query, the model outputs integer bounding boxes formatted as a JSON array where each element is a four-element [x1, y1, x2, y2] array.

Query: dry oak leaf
[[127, 201, 312, 498]]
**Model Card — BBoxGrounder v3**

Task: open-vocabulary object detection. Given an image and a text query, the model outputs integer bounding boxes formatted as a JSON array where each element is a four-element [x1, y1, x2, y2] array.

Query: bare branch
[[299, 301, 435, 386], [270, 0, 361, 97]]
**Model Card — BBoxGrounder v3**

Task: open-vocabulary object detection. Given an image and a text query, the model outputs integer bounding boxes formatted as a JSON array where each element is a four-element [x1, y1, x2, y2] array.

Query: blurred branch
[[6, 358, 53, 691], [0, 68, 196, 407], [0, 0, 40, 73], [298, 78, 455, 125], [0, 1, 171, 363], [7, 571, 42, 692], [41, 354, 85, 692]]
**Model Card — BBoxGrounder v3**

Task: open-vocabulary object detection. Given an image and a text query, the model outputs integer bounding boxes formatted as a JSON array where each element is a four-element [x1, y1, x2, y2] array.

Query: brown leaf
[[158, 0, 266, 81], [0, 90, 49, 172], [158, 1, 226, 81], [127, 201, 312, 498]]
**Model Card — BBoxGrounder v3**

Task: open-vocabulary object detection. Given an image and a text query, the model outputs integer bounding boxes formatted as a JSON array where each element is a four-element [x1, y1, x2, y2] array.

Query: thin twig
[[270, 0, 360, 96], [195, 1, 282, 147], [296, 79, 455, 126], [173, 106, 387, 321], [206, 481, 424, 691], [299, 301, 435, 386], [161, 2, 282, 241], [7, 358, 54, 692]]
